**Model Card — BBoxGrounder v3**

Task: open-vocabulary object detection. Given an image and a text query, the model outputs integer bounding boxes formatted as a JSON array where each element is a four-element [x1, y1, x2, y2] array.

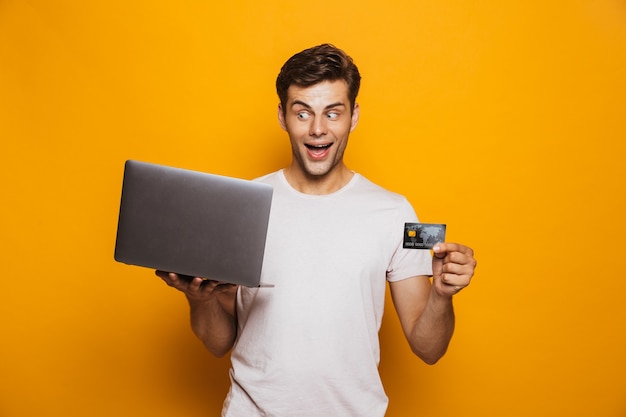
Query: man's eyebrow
[[290, 100, 346, 110]]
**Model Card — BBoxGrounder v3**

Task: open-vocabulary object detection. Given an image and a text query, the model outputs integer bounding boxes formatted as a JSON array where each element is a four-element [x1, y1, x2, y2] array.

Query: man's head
[[276, 44, 361, 114]]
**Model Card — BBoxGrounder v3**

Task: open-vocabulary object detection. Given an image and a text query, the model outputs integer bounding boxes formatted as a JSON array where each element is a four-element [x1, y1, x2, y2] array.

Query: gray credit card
[[403, 223, 446, 249]]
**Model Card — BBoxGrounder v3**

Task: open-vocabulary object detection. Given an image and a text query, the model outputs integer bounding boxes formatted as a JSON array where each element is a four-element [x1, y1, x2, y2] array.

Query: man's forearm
[[409, 290, 455, 365], [189, 298, 237, 358]]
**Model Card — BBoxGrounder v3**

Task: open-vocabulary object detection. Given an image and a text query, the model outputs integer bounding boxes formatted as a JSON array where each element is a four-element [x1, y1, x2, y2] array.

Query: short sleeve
[[386, 199, 433, 282]]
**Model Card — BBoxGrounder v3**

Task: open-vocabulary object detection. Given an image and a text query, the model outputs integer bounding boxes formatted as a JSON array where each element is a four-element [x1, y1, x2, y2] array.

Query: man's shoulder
[[353, 173, 408, 204], [253, 170, 282, 185]]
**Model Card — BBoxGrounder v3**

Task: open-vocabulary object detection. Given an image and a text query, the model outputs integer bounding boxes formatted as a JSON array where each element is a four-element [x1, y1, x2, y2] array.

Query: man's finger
[[433, 242, 475, 257]]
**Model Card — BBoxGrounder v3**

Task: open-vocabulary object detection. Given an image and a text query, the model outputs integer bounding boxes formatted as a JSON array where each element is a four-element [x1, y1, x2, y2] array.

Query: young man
[[157, 44, 476, 416]]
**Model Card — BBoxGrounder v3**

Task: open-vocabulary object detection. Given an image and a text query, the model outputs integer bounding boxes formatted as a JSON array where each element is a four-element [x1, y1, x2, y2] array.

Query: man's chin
[[302, 162, 334, 178]]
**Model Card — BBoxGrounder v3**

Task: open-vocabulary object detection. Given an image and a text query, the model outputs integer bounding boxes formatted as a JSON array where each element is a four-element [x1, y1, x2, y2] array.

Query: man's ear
[[350, 103, 360, 132], [278, 104, 287, 131]]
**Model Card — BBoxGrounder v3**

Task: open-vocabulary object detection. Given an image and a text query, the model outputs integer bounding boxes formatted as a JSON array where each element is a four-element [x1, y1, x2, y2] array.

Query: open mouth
[[305, 143, 332, 151], [305, 143, 332, 158]]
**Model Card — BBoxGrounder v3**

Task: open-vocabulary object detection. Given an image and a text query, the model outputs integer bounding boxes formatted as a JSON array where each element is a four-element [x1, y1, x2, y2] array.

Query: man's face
[[278, 80, 359, 180]]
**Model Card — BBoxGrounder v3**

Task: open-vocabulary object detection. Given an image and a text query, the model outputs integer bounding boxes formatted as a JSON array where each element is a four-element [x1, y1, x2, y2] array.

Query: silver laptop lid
[[114, 160, 273, 287]]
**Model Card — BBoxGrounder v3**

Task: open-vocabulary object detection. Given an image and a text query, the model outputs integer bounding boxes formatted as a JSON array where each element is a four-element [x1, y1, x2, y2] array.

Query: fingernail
[[433, 245, 440, 252]]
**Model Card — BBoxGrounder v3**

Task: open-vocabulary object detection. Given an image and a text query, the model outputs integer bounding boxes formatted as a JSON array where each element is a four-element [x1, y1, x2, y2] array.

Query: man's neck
[[283, 164, 354, 195]]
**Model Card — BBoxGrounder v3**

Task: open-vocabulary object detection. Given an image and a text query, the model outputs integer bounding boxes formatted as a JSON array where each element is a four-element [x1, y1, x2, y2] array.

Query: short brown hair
[[276, 44, 361, 113]]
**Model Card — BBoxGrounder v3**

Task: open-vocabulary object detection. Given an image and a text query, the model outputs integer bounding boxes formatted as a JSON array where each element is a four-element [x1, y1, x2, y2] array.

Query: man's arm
[[156, 271, 238, 358], [389, 242, 476, 365]]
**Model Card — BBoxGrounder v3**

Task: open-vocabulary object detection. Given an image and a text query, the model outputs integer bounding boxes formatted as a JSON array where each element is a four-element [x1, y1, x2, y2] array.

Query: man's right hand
[[155, 270, 238, 305], [155, 271, 239, 359]]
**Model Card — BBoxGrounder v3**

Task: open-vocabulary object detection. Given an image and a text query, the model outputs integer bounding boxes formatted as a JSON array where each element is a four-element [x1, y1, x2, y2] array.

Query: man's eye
[[297, 112, 310, 120], [327, 112, 339, 120]]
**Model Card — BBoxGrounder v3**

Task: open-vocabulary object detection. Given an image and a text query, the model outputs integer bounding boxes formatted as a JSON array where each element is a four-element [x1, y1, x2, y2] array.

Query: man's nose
[[309, 117, 328, 137]]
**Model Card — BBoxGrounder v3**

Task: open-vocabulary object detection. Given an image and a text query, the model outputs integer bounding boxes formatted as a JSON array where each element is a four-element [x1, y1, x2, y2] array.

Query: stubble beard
[[292, 143, 346, 181]]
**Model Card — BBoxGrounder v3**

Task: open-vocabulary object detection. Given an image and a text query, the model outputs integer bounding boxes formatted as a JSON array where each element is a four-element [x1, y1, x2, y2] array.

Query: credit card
[[403, 223, 446, 249]]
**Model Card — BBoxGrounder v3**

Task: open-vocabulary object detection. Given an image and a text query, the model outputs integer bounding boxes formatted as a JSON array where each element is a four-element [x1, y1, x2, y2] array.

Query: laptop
[[114, 160, 273, 287]]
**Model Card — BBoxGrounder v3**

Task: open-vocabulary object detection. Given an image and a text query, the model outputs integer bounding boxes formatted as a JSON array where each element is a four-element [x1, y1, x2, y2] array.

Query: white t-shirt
[[222, 170, 432, 417]]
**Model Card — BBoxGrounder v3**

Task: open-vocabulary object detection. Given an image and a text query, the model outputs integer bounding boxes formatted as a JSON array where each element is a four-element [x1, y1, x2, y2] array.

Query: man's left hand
[[431, 242, 477, 297]]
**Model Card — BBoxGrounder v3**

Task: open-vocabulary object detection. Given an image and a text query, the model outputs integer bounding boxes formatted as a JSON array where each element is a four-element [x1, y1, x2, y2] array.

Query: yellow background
[[1, 1, 625, 416]]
